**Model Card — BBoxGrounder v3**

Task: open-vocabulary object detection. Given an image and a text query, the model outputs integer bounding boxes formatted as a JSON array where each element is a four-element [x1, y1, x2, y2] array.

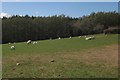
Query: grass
[[2, 34, 119, 78]]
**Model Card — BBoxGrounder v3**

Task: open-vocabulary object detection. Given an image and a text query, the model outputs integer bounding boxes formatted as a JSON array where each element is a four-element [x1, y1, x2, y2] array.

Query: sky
[[1, 2, 118, 18]]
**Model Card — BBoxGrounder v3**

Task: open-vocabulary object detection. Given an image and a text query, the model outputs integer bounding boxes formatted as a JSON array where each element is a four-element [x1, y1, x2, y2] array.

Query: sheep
[[85, 36, 95, 40], [84, 35, 87, 38], [11, 46, 15, 50], [27, 40, 31, 44], [33, 41, 36, 44], [79, 36, 81, 38], [35, 42, 38, 44], [16, 63, 20, 66], [85, 37, 91, 40], [50, 59, 55, 62], [33, 41, 37, 45], [8, 42, 11, 45], [58, 37, 61, 40], [69, 36, 72, 39], [91, 36, 95, 39]]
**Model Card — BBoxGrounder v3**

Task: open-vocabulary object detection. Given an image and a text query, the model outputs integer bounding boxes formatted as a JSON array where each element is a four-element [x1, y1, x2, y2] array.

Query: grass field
[[2, 34, 119, 78]]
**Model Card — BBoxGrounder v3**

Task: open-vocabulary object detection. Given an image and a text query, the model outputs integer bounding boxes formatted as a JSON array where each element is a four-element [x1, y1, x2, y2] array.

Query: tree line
[[2, 11, 120, 44]]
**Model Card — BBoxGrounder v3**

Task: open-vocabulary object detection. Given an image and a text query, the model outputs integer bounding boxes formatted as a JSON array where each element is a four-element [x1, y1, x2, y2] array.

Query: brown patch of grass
[[61, 44, 118, 67]]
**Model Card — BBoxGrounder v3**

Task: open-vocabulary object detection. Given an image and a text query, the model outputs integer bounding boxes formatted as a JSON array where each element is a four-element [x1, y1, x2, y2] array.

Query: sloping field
[[2, 34, 119, 78]]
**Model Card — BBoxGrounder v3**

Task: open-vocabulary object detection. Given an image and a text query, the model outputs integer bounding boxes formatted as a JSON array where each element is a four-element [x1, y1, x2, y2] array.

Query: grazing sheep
[[85, 37, 91, 40], [27, 40, 31, 44], [16, 63, 20, 66], [50, 59, 55, 62], [91, 36, 95, 39], [33, 42, 35, 44], [35, 42, 37, 44], [33, 41, 37, 45], [8, 42, 11, 45], [69, 36, 72, 39], [79, 36, 81, 38], [11, 46, 15, 50], [58, 37, 61, 40], [85, 36, 95, 40]]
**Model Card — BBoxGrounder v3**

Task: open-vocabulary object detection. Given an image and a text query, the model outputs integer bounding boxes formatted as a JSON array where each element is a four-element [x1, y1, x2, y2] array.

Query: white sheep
[[11, 46, 15, 50], [8, 42, 11, 45], [85, 37, 91, 40], [33, 41, 37, 45], [16, 63, 20, 66], [91, 36, 95, 39], [35, 42, 37, 44], [85, 36, 95, 40], [27, 40, 31, 44], [79, 36, 81, 38], [58, 37, 61, 40], [69, 36, 72, 39], [33, 42, 35, 44]]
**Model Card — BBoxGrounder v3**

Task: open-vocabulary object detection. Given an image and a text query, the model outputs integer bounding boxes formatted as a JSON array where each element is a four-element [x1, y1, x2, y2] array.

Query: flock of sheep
[[10, 40, 38, 50], [10, 35, 95, 50]]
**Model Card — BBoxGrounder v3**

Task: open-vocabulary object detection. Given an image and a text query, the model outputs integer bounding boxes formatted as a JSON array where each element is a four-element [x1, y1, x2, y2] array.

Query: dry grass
[[62, 44, 118, 67]]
